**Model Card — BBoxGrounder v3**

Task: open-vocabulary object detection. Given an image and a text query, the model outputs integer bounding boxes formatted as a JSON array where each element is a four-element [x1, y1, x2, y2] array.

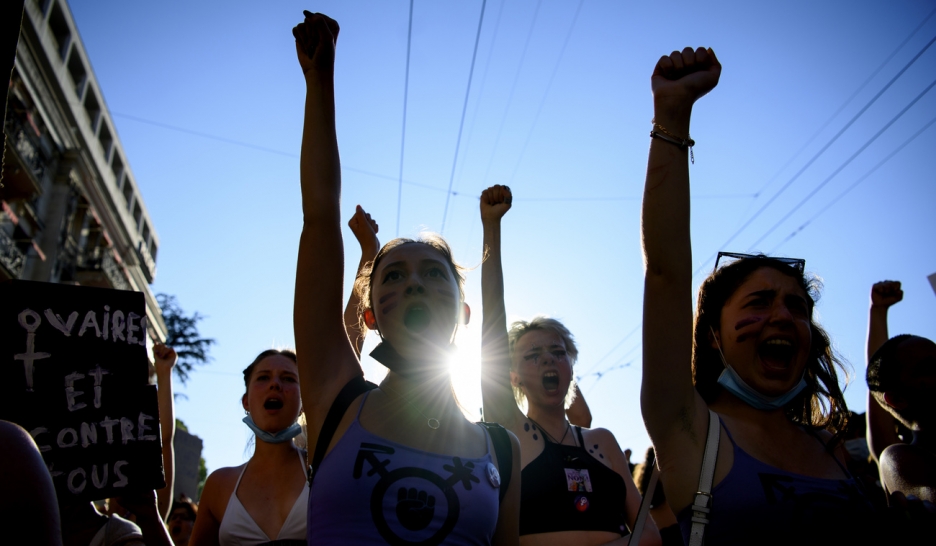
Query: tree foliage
[[157, 293, 215, 384]]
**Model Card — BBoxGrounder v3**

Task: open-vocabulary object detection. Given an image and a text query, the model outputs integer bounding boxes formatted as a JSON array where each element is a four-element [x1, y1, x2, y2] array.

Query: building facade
[[2, 0, 166, 342]]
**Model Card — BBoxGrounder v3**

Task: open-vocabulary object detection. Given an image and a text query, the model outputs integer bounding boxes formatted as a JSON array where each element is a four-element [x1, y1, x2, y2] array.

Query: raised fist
[[480, 185, 512, 224], [292, 11, 340, 75], [396, 487, 436, 531], [153, 343, 177, 375], [651, 47, 721, 106], [348, 205, 380, 255], [871, 280, 903, 309]]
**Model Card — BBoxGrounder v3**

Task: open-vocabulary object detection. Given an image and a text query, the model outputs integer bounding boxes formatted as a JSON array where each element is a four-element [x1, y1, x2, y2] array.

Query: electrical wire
[[744, 5, 936, 206], [508, 0, 585, 184], [396, 0, 416, 237], [769, 113, 936, 253], [440, 0, 488, 234], [480, 0, 542, 187], [748, 76, 936, 250], [691, 32, 936, 277]]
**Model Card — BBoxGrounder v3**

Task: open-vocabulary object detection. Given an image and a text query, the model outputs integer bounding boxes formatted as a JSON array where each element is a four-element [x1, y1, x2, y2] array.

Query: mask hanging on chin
[[242, 415, 303, 444], [711, 327, 807, 411]]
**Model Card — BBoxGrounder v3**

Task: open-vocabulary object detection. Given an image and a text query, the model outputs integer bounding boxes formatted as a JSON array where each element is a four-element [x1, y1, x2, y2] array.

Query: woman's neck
[[381, 371, 459, 421], [252, 436, 301, 463], [711, 390, 794, 431], [527, 403, 571, 442]]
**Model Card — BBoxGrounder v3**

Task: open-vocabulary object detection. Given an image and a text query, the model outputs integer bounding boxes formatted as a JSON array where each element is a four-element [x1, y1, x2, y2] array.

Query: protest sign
[[0, 280, 165, 501]]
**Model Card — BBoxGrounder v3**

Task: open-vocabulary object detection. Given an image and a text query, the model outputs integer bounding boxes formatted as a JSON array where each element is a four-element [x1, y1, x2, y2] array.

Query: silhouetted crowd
[[3, 9, 935, 546]]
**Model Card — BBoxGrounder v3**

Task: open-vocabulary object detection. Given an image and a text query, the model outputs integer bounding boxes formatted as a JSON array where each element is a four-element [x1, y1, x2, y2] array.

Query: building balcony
[[0, 228, 26, 279], [75, 248, 130, 291], [2, 113, 56, 201]]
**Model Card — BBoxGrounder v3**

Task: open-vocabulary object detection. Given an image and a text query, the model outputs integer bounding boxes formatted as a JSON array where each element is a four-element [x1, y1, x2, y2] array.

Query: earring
[[244, 410, 249, 416]]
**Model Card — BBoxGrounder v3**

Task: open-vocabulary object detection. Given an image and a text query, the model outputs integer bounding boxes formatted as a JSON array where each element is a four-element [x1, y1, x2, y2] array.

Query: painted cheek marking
[[379, 292, 397, 305], [381, 303, 398, 315], [735, 316, 763, 330], [436, 288, 455, 299]]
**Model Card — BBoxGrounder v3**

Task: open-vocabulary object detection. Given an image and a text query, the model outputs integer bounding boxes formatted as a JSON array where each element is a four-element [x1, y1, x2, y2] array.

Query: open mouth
[[757, 338, 795, 371], [263, 398, 284, 410], [171, 526, 182, 536], [542, 371, 560, 393], [403, 305, 431, 332]]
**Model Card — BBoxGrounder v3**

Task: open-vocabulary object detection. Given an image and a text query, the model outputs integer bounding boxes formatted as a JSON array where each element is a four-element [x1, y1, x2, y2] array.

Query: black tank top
[[519, 426, 629, 536]]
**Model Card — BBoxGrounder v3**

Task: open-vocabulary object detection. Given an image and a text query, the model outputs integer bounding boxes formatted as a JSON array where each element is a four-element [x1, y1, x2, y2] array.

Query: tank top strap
[[803, 428, 852, 478], [717, 415, 738, 447], [475, 423, 495, 458], [353, 389, 373, 420], [232, 461, 249, 492], [574, 425, 585, 448]]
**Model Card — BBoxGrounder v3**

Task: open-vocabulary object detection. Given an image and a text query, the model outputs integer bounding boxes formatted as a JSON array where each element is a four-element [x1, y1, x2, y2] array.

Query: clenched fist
[[292, 11, 340, 76], [349, 205, 380, 256], [871, 280, 903, 309], [480, 185, 512, 224], [652, 47, 721, 108]]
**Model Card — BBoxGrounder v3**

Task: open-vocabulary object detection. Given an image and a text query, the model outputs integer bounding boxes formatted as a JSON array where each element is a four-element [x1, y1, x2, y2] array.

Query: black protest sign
[[0, 280, 165, 501]]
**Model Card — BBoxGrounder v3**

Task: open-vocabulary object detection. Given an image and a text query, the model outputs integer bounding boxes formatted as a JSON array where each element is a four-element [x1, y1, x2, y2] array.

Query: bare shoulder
[[881, 443, 936, 477], [201, 464, 245, 515], [581, 427, 622, 450]]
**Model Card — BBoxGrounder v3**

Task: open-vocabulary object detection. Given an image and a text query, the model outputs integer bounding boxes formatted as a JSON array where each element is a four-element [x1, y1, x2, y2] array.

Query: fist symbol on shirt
[[397, 487, 436, 531]]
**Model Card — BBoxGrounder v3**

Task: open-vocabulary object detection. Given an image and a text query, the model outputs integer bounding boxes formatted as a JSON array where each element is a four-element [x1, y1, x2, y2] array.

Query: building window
[[132, 201, 142, 229], [112, 153, 125, 188], [83, 89, 101, 133], [66, 49, 87, 100], [98, 123, 114, 163], [47, 2, 71, 61]]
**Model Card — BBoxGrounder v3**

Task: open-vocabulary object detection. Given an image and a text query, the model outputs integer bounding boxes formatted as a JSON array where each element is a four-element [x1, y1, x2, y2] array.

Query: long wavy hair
[[692, 255, 850, 437]]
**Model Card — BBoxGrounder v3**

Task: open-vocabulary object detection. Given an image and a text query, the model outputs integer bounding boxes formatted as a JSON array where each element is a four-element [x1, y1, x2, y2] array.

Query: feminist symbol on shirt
[[354, 442, 480, 546]]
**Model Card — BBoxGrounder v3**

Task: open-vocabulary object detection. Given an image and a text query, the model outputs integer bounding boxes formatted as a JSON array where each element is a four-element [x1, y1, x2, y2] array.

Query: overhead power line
[[508, 0, 586, 184], [748, 76, 936, 250], [769, 113, 936, 253], [440, 0, 489, 234], [480, 0, 543, 187], [746, 5, 936, 205], [396, 0, 416, 237], [692, 32, 936, 277]]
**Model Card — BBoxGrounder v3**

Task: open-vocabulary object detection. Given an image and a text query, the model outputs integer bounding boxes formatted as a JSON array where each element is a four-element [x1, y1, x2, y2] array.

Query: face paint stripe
[[381, 303, 398, 315], [735, 316, 763, 330], [378, 292, 397, 304]]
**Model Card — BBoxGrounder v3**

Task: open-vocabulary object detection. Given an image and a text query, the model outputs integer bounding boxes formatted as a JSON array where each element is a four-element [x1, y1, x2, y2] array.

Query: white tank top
[[218, 453, 309, 545]]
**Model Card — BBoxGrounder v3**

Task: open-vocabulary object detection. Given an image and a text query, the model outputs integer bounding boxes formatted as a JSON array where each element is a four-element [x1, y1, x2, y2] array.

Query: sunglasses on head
[[713, 252, 805, 274]]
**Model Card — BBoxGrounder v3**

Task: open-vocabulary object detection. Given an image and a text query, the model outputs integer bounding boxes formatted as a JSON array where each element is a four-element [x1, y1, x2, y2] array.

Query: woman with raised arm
[[293, 12, 519, 546], [480, 184, 658, 546], [639, 48, 875, 545]]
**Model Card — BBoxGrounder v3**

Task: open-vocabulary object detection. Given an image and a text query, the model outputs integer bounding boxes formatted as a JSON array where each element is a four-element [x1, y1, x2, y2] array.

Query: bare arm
[[344, 205, 380, 357], [292, 12, 362, 445], [118, 491, 173, 546], [866, 280, 904, 461], [480, 185, 524, 428], [0, 421, 62, 546], [566, 384, 592, 428], [491, 431, 521, 546], [187, 472, 225, 546], [640, 48, 720, 510], [153, 344, 177, 520]]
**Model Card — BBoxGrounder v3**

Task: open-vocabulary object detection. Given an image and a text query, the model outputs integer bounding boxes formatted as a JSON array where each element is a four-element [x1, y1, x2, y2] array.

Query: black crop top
[[519, 427, 629, 536]]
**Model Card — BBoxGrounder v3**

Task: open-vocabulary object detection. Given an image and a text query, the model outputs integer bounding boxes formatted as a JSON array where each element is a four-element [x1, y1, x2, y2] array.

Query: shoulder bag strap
[[688, 409, 721, 546], [479, 422, 512, 503], [628, 461, 659, 543], [308, 375, 377, 484]]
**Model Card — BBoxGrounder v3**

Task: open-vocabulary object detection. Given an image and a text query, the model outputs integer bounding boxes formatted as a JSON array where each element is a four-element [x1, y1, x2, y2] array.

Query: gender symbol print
[[354, 442, 481, 545]]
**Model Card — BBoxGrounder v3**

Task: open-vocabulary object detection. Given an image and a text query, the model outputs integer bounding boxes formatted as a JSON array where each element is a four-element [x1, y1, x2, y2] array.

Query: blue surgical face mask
[[242, 415, 303, 444], [711, 327, 807, 411]]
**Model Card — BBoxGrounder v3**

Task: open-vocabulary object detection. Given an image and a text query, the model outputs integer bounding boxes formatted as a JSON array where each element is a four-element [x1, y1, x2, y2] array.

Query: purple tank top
[[676, 419, 873, 544], [307, 391, 500, 545]]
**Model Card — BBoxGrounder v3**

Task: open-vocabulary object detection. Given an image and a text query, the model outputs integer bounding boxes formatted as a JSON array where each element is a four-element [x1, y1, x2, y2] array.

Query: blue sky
[[68, 0, 936, 473]]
